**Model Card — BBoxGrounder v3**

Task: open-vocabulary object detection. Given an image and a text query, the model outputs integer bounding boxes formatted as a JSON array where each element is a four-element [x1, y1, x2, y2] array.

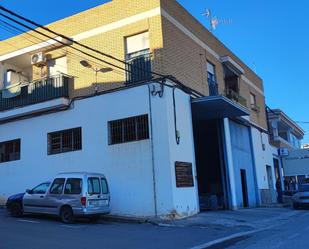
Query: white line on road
[[189, 228, 264, 249], [190, 222, 283, 249], [287, 233, 300, 240], [60, 225, 84, 229], [18, 219, 40, 224]]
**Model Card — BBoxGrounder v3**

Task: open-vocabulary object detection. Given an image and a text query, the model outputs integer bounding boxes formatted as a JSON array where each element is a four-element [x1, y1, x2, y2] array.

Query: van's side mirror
[[26, 189, 32, 194]]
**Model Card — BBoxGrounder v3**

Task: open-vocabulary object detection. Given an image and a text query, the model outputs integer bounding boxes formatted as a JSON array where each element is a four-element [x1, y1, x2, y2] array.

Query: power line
[[296, 122, 309, 124], [0, 18, 125, 77], [0, 5, 165, 79], [0, 5, 203, 98], [0, 11, 135, 75]]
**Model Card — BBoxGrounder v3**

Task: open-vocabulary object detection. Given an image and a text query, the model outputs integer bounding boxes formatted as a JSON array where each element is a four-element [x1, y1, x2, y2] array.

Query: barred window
[[108, 114, 149, 145], [48, 127, 82, 155], [0, 139, 20, 163]]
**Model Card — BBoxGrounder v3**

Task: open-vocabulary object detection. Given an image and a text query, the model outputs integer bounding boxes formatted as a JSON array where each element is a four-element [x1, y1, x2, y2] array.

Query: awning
[[191, 95, 249, 121]]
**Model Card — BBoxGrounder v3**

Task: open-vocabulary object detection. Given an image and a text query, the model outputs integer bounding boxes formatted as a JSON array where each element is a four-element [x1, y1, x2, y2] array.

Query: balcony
[[224, 88, 247, 108], [0, 74, 69, 112], [208, 79, 219, 96], [125, 53, 152, 84]]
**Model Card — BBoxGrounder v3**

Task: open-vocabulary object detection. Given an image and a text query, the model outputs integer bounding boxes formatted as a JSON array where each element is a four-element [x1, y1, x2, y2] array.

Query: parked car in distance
[[6, 181, 51, 217], [6, 172, 111, 223], [292, 184, 309, 209]]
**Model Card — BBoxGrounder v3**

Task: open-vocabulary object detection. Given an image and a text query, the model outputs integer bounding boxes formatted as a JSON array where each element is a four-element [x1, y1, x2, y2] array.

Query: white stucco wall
[[161, 88, 199, 217], [283, 149, 309, 176], [251, 127, 277, 190], [0, 82, 198, 218]]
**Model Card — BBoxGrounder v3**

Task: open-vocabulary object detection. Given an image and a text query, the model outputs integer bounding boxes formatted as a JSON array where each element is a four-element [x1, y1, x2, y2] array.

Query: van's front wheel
[[60, 206, 74, 224]]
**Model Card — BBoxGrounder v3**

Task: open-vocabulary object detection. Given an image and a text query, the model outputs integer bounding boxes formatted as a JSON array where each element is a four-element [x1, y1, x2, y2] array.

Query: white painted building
[[0, 81, 199, 217], [0, 78, 281, 217], [282, 149, 309, 187]]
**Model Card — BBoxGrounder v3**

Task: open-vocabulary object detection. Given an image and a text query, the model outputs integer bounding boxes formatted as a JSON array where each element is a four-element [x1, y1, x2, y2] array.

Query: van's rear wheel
[[10, 203, 23, 217], [60, 206, 74, 224]]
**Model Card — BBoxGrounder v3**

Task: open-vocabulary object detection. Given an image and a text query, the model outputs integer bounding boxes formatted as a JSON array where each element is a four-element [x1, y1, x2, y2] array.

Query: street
[[0, 208, 241, 249], [0, 208, 308, 249], [226, 210, 309, 249]]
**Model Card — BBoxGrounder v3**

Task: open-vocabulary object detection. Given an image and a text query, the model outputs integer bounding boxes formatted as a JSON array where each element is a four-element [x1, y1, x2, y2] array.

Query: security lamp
[[80, 60, 92, 68], [79, 60, 113, 92], [99, 67, 113, 73]]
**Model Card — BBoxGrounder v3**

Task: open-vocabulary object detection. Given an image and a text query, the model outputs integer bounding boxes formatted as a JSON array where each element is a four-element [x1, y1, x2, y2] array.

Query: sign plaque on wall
[[175, 161, 194, 188]]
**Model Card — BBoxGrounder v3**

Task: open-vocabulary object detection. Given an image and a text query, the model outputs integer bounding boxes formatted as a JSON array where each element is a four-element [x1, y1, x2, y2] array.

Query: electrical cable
[[0, 6, 203, 99], [0, 11, 134, 75], [0, 5, 166, 78], [0, 19, 125, 77]]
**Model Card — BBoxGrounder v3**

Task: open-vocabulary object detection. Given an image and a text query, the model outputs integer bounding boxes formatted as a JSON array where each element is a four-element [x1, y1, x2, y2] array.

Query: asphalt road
[[0, 208, 308, 249], [225, 210, 309, 249], [0, 208, 239, 249]]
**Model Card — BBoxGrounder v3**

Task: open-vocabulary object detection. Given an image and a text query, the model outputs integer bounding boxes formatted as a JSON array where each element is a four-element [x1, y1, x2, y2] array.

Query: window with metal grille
[[48, 127, 82, 155], [0, 139, 20, 163], [108, 114, 149, 145]]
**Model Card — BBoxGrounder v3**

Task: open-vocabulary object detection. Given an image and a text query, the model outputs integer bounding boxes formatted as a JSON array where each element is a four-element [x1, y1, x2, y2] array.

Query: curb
[[190, 227, 266, 249], [103, 215, 150, 224]]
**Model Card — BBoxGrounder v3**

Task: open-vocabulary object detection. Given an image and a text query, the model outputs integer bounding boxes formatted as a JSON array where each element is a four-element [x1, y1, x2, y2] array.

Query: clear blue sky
[[1, 0, 308, 144]]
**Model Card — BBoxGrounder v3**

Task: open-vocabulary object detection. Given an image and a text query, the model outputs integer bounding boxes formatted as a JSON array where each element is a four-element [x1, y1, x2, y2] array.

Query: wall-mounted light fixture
[[80, 60, 113, 93]]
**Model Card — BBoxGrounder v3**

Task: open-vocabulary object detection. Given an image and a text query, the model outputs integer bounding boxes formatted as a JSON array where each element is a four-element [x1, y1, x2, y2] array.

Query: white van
[[7, 172, 111, 223]]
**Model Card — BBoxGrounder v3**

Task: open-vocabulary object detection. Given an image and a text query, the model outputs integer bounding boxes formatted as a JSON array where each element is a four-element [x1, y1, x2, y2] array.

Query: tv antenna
[[202, 9, 232, 32]]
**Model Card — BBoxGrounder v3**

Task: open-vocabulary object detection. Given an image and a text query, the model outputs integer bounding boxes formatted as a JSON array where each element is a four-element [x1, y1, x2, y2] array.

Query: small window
[[64, 178, 82, 195], [88, 177, 100, 195], [31, 182, 50, 195], [101, 178, 109, 194], [48, 127, 82, 155], [0, 139, 20, 163], [250, 93, 256, 105], [108, 114, 149, 145], [207, 61, 216, 83], [50, 178, 65, 194], [125, 32, 150, 60]]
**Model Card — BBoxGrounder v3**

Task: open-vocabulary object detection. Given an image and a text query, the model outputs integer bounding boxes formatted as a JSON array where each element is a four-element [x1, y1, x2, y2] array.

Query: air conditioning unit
[[31, 52, 46, 67]]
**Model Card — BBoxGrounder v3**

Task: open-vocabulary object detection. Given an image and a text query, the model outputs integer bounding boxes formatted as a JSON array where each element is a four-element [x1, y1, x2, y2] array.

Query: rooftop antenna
[[202, 9, 232, 32]]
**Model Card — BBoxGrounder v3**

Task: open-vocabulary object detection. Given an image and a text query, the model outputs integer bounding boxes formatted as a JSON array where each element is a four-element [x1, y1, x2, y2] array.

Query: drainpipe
[[223, 118, 238, 210], [147, 84, 158, 217]]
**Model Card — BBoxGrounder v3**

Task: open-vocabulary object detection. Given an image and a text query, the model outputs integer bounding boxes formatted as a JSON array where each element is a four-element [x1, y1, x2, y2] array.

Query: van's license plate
[[89, 200, 108, 206]]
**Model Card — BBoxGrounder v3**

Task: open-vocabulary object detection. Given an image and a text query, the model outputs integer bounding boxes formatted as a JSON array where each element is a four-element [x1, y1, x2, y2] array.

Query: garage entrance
[[191, 95, 250, 211], [192, 119, 229, 210]]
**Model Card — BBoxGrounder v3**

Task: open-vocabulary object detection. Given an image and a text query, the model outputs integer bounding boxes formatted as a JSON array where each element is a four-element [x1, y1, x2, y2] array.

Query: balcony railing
[[208, 79, 219, 96], [224, 88, 247, 107], [0, 74, 69, 112], [125, 53, 152, 84]]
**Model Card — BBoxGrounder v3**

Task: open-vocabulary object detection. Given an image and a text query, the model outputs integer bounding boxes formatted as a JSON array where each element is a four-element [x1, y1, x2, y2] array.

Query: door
[[43, 178, 66, 215], [240, 169, 249, 207], [266, 166, 274, 190], [23, 182, 51, 213], [87, 177, 109, 212]]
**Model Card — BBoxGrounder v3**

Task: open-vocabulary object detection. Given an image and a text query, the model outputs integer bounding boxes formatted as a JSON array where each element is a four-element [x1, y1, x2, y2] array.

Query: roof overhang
[[221, 56, 245, 76], [191, 95, 249, 121]]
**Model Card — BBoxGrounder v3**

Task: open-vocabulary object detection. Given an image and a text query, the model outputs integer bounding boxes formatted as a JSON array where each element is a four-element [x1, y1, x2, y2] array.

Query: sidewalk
[[149, 207, 298, 230], [105, 207, 300, 248]]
